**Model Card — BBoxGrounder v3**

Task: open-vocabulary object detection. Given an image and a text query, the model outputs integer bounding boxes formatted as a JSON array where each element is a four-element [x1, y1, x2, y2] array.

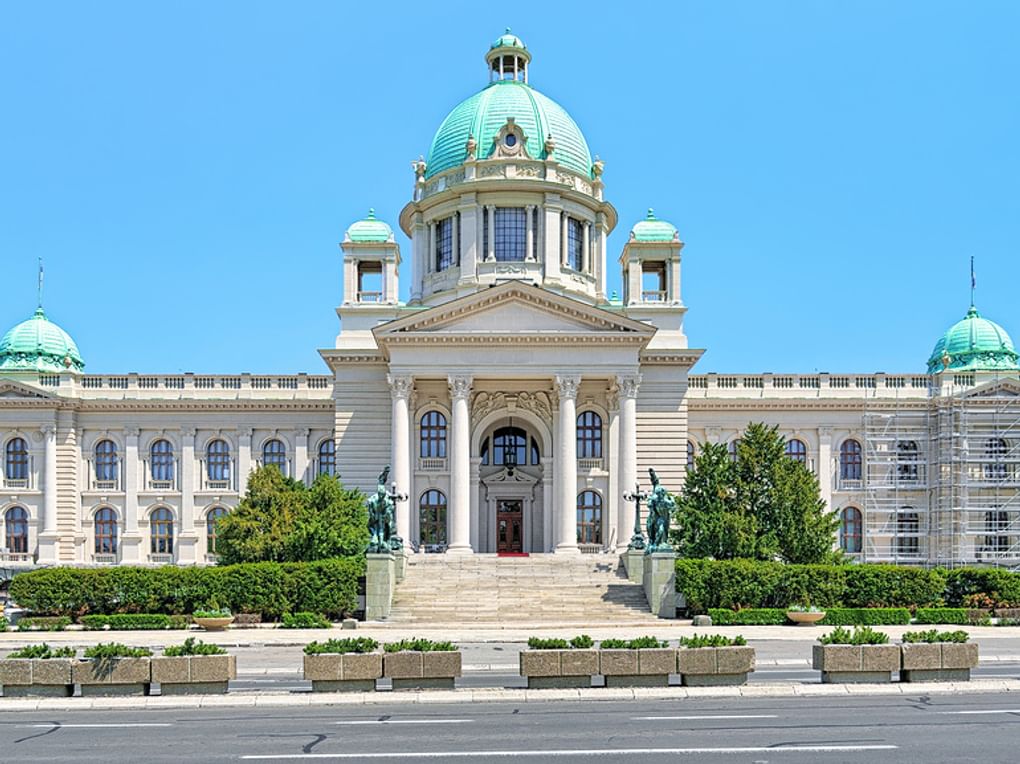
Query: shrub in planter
[[303, 638, 382, 692], [0, 644, 76, 697], [153, 638, 235, 695], [812, 627, 898, 684], [281, 612, 332, 629], [598, 637, 673, 688], [521, 635, 598, 689], [677, 635, 754, 687], [786, 604, 826, 626], [193, 608, 234, 631], [818, 608, 912, 626], [900, 630, 978, 682], [383, 639, 460, 690], [74, 643, 153, 696], [914, 608, 990, 626]]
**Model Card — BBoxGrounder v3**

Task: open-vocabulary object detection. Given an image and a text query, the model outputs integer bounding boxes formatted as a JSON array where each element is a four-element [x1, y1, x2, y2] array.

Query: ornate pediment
[[958, 377, 1020, 399], [0, 380, 60, 401]]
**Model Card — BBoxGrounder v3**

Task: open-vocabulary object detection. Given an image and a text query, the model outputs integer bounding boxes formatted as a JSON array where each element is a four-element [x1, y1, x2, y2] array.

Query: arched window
[[94, 439, 118, 482], [728, 439, 741, 463], [896, 441, 919, 482], [577, 491, 603, 545], [263, 439, 287, 476], [985, 438, 1008, 480], [94, 507, 118, 555], [150, 508, 174, 555], [207, 440, 231, 482], [493, 427, 527, 466], [318, 439, 336, 477], [530, 437, 541, 466], [839, 506, 862, 554], [686, 441, 696, 472], [419, 490, 447, 549], [4, 506, 29, 555], [840, 439, 862, 481], [896, 509, 920, 557], [420, 411, 448, 459], [785, 438, 807, 464], [576, 411, 602, 459], [480, 437, 490, 466], [150, 439, 174, 483], [206, 507, 228, 554], [5, 437, 28, 480]]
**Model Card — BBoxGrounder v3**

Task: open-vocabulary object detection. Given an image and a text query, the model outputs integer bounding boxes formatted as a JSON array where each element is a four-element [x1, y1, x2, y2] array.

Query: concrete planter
[[73, 657, 152, 696], [901, 642, 979, 682], [677, 646, 755, 687], [0, 658, 74, 697], [303, 653, 383, 692], [812, 644, 899, 684], [151, 655, 237, 695], [194, 616, 234, 631], [384, 650, 461, 690], [519, 649, 598, 689], [599, 648, 674, 687]]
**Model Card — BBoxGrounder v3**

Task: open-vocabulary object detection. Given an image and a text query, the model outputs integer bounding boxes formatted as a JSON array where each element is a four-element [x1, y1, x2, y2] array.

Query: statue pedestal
[[623, 548, 645, 585], [365, 552, 396, 621], [394, 548, 407, 583], [643, 551, 677, 619]]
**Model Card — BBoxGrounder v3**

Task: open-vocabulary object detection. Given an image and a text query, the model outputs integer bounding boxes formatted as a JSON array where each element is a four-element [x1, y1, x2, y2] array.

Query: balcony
[[577, 458, 604, 472], [2, 478, 31, 491], [641, 290, 667, 303], [93, 553, 119, 565], [0, 550, 33, 564], [418, 457, 448, 472], [148, 553, 175, 565]]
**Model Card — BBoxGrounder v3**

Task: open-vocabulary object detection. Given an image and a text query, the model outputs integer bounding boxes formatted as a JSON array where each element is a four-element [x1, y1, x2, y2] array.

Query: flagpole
[[38, 257, 44, 310], [970, 255, 975, 307]]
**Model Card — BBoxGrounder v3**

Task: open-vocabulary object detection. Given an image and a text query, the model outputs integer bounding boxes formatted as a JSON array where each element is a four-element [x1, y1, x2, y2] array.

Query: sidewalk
[[2, 678, 1019, 712]]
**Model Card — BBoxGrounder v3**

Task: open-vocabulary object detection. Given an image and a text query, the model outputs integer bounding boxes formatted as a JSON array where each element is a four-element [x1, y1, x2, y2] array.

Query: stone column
[[617, 374, 641, 545], [607, 388, 621, 550], [124, 428, 140, 534], [295, 429, 310, 484], [627, 258, 642, 305], [238, 429, 252, 495], [343, 258, 357, 304], [555, 374, 581, 553], [486, 206, 496, 261], [448, 374, 473, 554], [818, 427, 833, 515], [670, 255, 682, 304], [181, 428, 196, 534], [595, 212, 608, 301], [38, 424, 59, 563], [389, 374, 413, 545], [410, 214, 427, 302]]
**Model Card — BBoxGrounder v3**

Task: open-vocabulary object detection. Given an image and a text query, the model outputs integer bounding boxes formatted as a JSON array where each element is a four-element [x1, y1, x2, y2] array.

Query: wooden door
[[496, 499, 523, 553]]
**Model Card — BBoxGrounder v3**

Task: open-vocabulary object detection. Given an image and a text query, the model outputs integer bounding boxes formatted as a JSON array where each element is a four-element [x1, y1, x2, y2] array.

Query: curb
[[2, 679, 1018, 712]]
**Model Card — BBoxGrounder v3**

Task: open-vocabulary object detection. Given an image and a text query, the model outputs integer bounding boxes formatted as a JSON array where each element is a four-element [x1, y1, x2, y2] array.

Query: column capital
[[554, 374, 581, 401], [448, 374, 473, 400], [124, 427, 141, 439], [41, 424, 56, 437], [387, 374, 414, 400], [616, 374, 642, 399], [818, 426, 833, 440], [181, 427, 198, 440]]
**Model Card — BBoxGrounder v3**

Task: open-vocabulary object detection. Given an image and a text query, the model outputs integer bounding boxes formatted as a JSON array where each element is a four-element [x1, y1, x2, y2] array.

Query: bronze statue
[[366, 466, 394, 553], [644, 468, 675, 554]]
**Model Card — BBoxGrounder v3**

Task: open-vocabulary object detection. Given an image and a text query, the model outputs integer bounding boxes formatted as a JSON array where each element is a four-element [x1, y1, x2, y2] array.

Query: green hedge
[[80, 614, 189, 630], [9, 558, 364, 620], [914, 608, 991, 625], [818, 608, 911, 626], [943, 569, 1020, 607], [708, 608, 787, 625], [677, 559, 948, 613], [17, 616, 71, 631]]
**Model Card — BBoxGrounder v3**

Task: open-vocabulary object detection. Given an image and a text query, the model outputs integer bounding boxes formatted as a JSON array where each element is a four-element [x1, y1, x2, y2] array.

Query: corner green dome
[[0, 308, 85, 373], [927, 305, 1019, 374], [631, 208, 679, 242], [491, 30, 526, 50], [345, 209, 393, 243], [425, 80, 592, 180]]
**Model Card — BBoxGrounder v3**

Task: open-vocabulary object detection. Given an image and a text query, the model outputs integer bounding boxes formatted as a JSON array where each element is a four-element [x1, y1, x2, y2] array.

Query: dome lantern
[[486, 28, 531, 84]]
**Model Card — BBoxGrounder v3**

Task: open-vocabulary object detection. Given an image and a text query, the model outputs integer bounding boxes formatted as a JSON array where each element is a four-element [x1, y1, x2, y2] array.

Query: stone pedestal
[[623, 548, 644, 585], [643, 551, 676, 619], [394, 549, 407, 583], [365, 552, 396, 621]]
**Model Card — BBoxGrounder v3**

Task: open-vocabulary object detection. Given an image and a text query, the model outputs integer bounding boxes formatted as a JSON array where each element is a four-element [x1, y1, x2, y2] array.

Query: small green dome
[[491, 29, 526, 50], [345, 209, 393, 243], [927, 305, 1019, 374], [631, 208, 679, 242], [0, 308, 85, 373]]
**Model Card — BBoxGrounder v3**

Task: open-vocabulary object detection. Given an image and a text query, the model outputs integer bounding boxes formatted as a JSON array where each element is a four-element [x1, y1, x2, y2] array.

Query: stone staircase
[[386, 553, 659, 625]]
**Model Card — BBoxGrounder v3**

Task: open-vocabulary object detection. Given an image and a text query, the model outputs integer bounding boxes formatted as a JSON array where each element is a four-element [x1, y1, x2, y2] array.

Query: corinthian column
[[617, 374, 641, 550], [555, 374, 581, 553], [388, 374, 414, 545], [447, 375, 473, 554]]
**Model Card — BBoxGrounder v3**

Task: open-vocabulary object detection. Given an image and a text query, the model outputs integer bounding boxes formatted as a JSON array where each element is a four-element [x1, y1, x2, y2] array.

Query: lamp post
[[388, 482, 408, 551], [622, 482, 647, 551]]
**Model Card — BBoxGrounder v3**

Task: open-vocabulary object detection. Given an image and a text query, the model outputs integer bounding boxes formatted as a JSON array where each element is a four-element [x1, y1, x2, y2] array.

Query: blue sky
[[2, 1, 1018, 374]]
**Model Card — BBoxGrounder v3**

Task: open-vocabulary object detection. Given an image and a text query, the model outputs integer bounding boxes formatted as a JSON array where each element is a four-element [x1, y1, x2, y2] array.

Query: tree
[[672, 423, 839, 564], [214, 466, 367, 564]]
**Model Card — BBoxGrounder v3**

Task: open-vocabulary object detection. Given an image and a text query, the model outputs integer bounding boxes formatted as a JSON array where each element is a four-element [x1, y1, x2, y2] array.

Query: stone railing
[[688, 373, 933, 399], [59, 373, 333, 398]]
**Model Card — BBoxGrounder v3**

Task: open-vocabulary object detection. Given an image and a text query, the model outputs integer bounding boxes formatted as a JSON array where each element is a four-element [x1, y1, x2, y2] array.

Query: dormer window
[[504, 134, 517, 148]]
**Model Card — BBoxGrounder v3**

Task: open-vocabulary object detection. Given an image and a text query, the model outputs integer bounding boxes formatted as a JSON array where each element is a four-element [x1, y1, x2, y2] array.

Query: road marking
[[632, 714, 778, 720], [334, 719, 474, 725], [241, 744, 897, 759], [938, 709, 1020, 715], [19, 723, 174, 728]]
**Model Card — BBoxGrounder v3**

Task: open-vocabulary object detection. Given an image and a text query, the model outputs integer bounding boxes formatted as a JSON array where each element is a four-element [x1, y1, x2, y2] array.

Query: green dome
[[0, 308, 85, 373], [927, 305, 1019, 374], [426, 80, 592, 179], [345, 209, 393, 243], [491, 29, 526, 50], [631, 208, 679, 242]]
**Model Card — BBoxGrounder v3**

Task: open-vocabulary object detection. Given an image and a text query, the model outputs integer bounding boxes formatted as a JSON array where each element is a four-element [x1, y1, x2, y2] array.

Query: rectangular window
[[566, 217, 583, 271], [494, 207, 527, 261], [435, 217, 454, 271]]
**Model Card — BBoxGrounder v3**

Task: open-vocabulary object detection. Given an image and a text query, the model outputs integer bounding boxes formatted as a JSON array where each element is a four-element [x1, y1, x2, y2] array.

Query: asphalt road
[[2, 693, 1020, 762]]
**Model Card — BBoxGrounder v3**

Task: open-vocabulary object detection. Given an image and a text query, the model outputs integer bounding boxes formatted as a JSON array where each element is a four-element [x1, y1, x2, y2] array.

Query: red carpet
[[497, 552, 529, 557]]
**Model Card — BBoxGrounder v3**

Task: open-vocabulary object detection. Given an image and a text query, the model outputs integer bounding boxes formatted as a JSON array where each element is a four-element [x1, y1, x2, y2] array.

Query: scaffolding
[[863, 376, 1020, 567]]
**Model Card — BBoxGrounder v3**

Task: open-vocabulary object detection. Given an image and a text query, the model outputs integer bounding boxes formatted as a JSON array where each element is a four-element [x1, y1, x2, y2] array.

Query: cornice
[[382, 333, 649, 347], [640, 349, 705, 366]]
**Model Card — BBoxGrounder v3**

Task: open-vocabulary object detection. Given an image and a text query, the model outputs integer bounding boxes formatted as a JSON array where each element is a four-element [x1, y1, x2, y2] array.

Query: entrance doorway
[[496, 499, 524, 553]]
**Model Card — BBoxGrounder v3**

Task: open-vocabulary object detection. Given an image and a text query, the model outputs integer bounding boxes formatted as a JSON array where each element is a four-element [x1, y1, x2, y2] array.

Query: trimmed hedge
[[818, 608, 911, 626], [9, 558, 364, 620], [17, 616, 72, 631], [708, 608, 787, 626], [914, 608, 991, 626], [81, 614, 189, 631]]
